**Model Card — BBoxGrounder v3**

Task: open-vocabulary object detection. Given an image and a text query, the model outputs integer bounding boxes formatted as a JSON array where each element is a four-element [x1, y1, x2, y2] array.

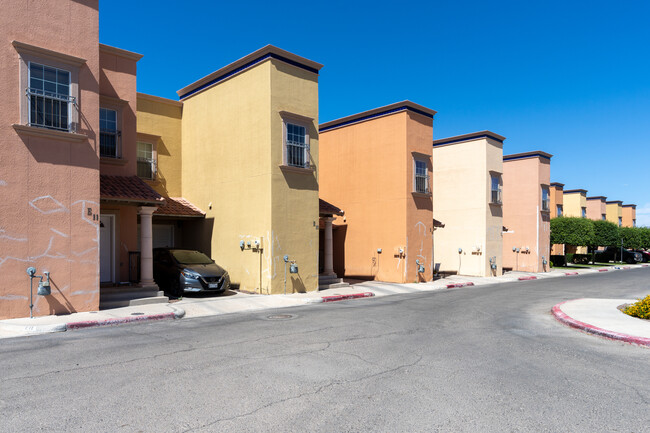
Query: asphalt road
[[1, 270, 649, 432]]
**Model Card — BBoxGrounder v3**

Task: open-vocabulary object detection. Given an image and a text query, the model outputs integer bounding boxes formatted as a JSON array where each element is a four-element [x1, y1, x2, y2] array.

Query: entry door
[[100, 215, 114, 283]]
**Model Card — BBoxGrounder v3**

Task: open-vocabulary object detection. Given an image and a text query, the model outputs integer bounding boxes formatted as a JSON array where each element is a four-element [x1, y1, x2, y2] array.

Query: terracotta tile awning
[[319, 198, 344, 216], [433, 218, 445, 228], [154, 197, 205, 218], [100, 175, 164, 205]]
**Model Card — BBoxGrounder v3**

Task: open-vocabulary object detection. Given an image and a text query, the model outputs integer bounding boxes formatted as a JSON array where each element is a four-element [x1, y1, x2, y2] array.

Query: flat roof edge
[[137, 92, 182, 107], [432, 130, 506, 147], [99, 43, 143, 61], [503, 151, 553, 161], [177, 45, 323, 100], [319, 101, 437, 132]]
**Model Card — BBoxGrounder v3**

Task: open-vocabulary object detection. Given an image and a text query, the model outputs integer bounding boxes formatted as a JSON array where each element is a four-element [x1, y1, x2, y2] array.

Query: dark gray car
[[153, 248, 230, 297]]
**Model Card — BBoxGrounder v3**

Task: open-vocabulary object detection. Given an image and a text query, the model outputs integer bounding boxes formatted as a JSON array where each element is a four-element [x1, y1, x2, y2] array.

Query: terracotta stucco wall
[[99, 49, 139, 177], [502, 157, 550, 273], [136, 94, 183, 197], [320, 110, 433, 283], [0, 0, 100, 319], [586, 199, 606, 221], [622, 207, 636, 227], [433, 138, 503, 277]]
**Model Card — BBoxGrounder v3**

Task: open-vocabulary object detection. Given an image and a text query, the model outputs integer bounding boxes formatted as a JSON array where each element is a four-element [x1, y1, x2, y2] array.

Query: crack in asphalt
[[181, 354, 424, 432]]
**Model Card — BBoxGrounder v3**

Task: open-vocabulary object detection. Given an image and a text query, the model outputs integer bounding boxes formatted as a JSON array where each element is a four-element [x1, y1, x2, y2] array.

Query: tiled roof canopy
[[100, 175, 163, 204], [319, 198, 344, 216], [154, 197, 205, 217]]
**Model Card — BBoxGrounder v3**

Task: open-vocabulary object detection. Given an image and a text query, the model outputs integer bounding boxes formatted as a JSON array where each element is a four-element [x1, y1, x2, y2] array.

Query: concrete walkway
[[1, 263, 648, 340]]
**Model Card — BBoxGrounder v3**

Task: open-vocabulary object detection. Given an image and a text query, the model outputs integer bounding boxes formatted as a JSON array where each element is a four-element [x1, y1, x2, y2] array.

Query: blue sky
[[100, 0, 650, 225]]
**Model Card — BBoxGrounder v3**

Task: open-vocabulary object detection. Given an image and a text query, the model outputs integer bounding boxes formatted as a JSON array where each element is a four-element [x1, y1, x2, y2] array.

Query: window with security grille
[[414, 160, 429, 193], [100, 108, 119, 157], [137, 142, 155, 179], [286, 123, 308, 168], [28, 63, 71, 131]]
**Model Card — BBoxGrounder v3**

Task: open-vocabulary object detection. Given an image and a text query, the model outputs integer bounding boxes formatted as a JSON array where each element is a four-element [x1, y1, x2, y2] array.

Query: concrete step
[[129, 296, 169, 306], [319, 282, 350, 290], [100, 286, 162, 310]]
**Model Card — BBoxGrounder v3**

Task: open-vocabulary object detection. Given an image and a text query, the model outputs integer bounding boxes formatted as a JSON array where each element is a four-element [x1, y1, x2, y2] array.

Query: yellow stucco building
[[136, 46, 322, 294], [606, 200, 623, 227]]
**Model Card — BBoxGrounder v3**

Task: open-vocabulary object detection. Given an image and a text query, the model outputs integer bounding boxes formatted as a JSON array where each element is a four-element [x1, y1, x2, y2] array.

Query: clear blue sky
[[100, 0, 650, 225]]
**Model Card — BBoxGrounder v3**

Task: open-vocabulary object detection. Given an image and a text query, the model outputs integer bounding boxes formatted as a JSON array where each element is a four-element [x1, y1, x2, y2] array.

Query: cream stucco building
[[432, 131, 504, 277]]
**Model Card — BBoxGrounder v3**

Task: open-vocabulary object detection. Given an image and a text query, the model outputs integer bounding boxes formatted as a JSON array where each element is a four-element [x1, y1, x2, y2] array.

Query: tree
[[550, 217, 595, 247], [619, 227, 644, 250], [588, 220, 619, 263]]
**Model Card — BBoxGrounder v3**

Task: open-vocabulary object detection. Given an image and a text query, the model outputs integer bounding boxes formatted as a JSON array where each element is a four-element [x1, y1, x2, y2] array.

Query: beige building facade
[[606, 200, 623, 227], [432, 131, 504, 277], [622, 204, 636, 227]]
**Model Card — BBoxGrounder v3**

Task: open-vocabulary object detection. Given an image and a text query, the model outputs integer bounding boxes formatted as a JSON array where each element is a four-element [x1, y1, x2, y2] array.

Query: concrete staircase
[[99, 285, 168, 310], [318, 275, 350, 291]]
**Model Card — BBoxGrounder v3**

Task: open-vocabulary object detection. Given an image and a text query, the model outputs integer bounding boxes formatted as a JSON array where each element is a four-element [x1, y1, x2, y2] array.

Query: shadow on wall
[[281, 170, 318, 191], [333, 224, 347, 277], [413, 194, 432, 211], [181, 218, 215, 257], [290, 274, 306, 293], [489, 203, 503, 218], [45, 277, 76, 315], [18, 133, 98, 170]]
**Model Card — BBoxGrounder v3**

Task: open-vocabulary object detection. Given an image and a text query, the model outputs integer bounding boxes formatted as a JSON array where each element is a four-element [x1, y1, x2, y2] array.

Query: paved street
[[1, 270, 649, 432]]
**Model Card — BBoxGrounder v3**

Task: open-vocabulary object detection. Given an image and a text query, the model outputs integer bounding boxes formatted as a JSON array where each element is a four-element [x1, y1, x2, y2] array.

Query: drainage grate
[[266, 314, 294, 320]]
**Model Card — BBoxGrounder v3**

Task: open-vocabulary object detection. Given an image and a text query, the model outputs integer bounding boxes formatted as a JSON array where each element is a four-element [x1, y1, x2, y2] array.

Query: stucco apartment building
[[432, 131, 504, 277], [502, 152, 552, 273], [606, 200, 623, 227], [622, 204, 636, 227], [586, 196, 607, 221], [0, 0, 168, 319], [138, 45, 323, 295], [549, 182, 565, 255], [319, 102, 437, 283]]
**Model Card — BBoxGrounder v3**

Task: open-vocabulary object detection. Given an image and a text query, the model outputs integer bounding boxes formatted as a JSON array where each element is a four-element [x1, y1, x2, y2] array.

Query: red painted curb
[[623, 266, 631, 270], [643, 265, 649, 267], [518, 276, 537, 280], [598, 269, 609, 272], [321, 292, 374, 303], [445, 282, 475, 289], [565, 272, 579, 276], [551, 301, 650, 347], [66, 312, 177, 330]]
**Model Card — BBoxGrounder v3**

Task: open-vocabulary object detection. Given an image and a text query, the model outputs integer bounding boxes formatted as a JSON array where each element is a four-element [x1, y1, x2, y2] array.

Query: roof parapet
[[432, 130, 506, 147]]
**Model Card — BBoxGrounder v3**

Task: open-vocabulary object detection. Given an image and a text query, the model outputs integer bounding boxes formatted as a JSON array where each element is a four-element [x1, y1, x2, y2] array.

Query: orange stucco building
[[622, 204, 636, 227], [319, 102, 437, 283], [502, 152, 552, 273]]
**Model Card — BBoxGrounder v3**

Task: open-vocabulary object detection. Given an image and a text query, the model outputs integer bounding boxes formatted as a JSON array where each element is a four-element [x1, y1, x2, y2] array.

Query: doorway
[[100, 214, 114, 283]]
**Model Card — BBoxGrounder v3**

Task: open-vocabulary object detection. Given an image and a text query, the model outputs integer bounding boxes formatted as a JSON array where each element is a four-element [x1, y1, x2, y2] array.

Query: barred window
[[28, 63, 72, 131]]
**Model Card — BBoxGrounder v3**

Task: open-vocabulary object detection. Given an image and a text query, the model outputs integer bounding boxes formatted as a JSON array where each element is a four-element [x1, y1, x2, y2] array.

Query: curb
[[0, 321, 67, 335], [598, 269, 609, 272], [518, 276, 537, 281], [551, 301, 650, 347], [564, 272, 579, 276], [446, 282, 475, 289], [316, 292, 375, 303], [67, 306, 185, 330]]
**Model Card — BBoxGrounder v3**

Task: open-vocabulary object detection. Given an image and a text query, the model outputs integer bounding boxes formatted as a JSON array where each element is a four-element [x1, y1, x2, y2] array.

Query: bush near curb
[[624, 295, 650, 320]]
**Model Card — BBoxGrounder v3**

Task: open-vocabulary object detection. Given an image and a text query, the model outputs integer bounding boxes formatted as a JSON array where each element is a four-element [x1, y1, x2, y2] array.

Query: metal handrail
[[26, 87, 76, 104]]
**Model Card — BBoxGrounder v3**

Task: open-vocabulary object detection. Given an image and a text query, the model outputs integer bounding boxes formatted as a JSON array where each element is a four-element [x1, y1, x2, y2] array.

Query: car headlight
[[181, 270, 201, 280]]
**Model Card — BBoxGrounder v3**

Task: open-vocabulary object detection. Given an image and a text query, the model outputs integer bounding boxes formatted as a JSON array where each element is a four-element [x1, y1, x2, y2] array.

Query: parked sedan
[[635, 250, 650, 263], [597, 247, 643, 264], [153, 248, 230, 297]]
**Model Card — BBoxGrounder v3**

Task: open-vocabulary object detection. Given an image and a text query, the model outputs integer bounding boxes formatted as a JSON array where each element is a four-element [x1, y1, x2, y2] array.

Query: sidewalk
[[1, 263, 647, 340], [552, 298, 650, 347]]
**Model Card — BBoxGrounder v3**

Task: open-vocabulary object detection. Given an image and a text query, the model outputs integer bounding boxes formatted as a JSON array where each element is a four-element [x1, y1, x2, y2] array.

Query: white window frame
[[284, 122, 310, 169], [279, 111, 313, 171], [137, 141, 157, 180], [557, 204, 563, 217], [13, 41, 83, 135], [27, 62, 73, 132]]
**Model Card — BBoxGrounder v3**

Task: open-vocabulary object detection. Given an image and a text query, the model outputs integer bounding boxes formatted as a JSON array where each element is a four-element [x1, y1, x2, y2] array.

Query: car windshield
[[171, 250, 213, 265]]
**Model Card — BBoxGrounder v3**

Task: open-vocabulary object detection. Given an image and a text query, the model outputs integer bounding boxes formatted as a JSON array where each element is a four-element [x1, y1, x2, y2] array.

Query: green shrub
[[624, 295, 650, 320], [550, 255, 566, 267], [565, 253, 574, 264], [572, 254, 590, 264]]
